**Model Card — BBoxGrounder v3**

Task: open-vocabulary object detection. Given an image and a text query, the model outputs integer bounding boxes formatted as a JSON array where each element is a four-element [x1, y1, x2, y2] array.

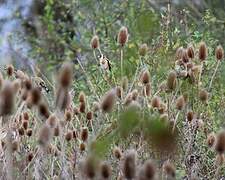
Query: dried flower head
[[58, 62, 73, 88], [65, 110, 72, 121], [79, 91, 86, 103], [176, 95, 185, 110], [86, 111, 93, 121], [113, 147, 122, 160], [38, 125, 52, 147], [207, 132, 216, 148], [198, 42, 208, 61], [138, 160, 156, 180], [139, 43, 148, 56], [118, 26, 128, 46], [65, 131, 73, 141], [0, 81, 15, 116], [38, 102, 50, 119], [30, 87, 41, 105], [81, 127, 88, 142], [122, 150, 136, 179], [140, 70, 150, 85], [22, 120, 29, 130], [79, 102, 86, 113], [100, 162, 112, 179], [163, 161, 176, 178], [215, 130, 225, 154], [90, 35, 100, 49], [131, 89, 138, 101], [82, 156, 98, 179], [167, 71, 177, 91], [182, 49, 189, 63], [7, 64, 14, 76], [187, 45, 195, 59], [11, 140, 19, 152], [175, 47, 184, 60], [199, 89, 208, 102], [80, 142, 86, 151], [186, 111, 194, 122], [151, 96, 161, 109], [100, 89, 116, 113], [215, 45, 224, 61]]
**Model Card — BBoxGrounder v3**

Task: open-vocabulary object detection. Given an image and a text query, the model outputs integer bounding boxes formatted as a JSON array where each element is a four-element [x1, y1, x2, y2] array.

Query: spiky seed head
[[90, 35, 100, 49], [215, 130, 225, 154], [116, 86, 122, 99], [138, 160, 156, 180], [86, 111, 93, 121], [182, 49, 189, 63], [27, 152, 34, 162], [187, 45, 195, 59], [122, 150, 136, 179], [131, 89, 138, 101], [79, 91, 86, 103], [0, 81, 15, 116], [186, 111, 194, 122], [151, 96, 161, 109], [207, 132, 216, 148], [30, 87, 41, 105], [11, 140, 19, 152], [6, 64, 14, 76], [82, 156, 98, 179], [215, 45, 224, 61], [81, 127, 88, 142], [199, 89, 208, 102], [80, 142, 86, 151], [113, 147, 122, 160], [47, 114, 57, 128], [65, 131, 73, 141], [65, 110, 72, 121], [175, 47, 184, 60], [163, 161, 176, 178], [100, 162, 112, 179], [139, 43, 148, 56], [79, 102, 86, 113], [23, 112, 29, 121], [167, 71, 177, 91], [100, 89, 116, 113], [18, 127, 25, 136], [176, 95, 185, 110], [118, 26, 128, 46], [38, 102, 50, 119], [38, 125, 52, 147], [23, 78, 32, 91], [59, 62, 73, 88], [26, 128, 32, 137], [140, 70, 150, 85], [198, 42, 207, 61]]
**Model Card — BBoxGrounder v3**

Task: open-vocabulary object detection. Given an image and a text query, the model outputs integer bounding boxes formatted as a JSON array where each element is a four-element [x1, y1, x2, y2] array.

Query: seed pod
[[27, 152, 34, 162], [79, 102, 86, 113], [187, 45, 195, 59], [163, 161, 176, 178], [38, 125, 52, 147], [90, 35, 99, 49], [86, 111, 93, 121], [122, 76, 128, 91], [207, 132, 216, 148], [79, 91, 86, 103], [138, 160, 156, 180], [80, 142, 86, 151], [7, 64, 14, 76], [140, 70, 150, 85], [47, 114, 57, 128], [176, 95, 185, 110], [82, 156, 98, 179], [182, 49, 189, 63], [139, 43, 148, 56], [59, 62, 73, 88], [118, 26, 128, 46], [30, 87, 41, 105], [26, 128, 32, 137], [131, 89, 138, 101], [18, 127, 25, 136], [0, 81, 15, 116], [38, 102, 50, 119], [11, 140, 19, 152], [113, 147, 122, 160], [122, 150, 136, 179], [65, 110, 72, 122], [198, 42, 207, 61], [176, 47, 184, 60], [65, 131, 73, 141], [151, 96, 161, 109], [199, 89, 208, 102], [215, 130, 225, 154], [23, 78, 32, 91], [167, 71, 177, 91], [186, 111, 194, 122], [81, 127, 88, 142], [100, 162, 112, 179], [215, 45, 224, 61], [22, 120, 29, 130], [100, 89, 116, 113]]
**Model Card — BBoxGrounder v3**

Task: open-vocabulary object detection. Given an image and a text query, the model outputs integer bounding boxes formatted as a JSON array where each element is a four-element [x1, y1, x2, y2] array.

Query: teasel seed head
[[175, 47, 184, 60], [186, 111, 194, 122], [12, 140, 19, 152], [47, 114, 57, 128], [131, 89, 138, 101], [215, 130, 225, 154], [6, 64, 14, 76], [198, 42, 208, 61], [38, 102, 50, 119], [82, 156, 98, 179], [27, 152, 34, 162], [199, 89, 208, 103], [139, 43, 148, 56], [79, 91, 86, 103], [23, 78, 32, 91], [100, 162, 112, 179], [38, 125, 52, 147], [167, 71, 177, 91], [79, 102, 86, 113], [100, 89, 116, 113], [122, 149, 136, 179], [215, 45, 224, 61], [90, 35, 99, 49], [118, 26, 128, 47], [0, 81, 15, 116], [54, 125, 60, 137], [59, 62, 73, 88], [187, 44, 195, 59], [18, 127, 25, 136], [80, 142, 86, 151], [176, 95, 185, 110], [30, 87, 41, 105], [93, 102, 100, 112], [138, 160, 156, 180], [182, 49, 189, 63], [140, 70, 150, 85], [86, 111, 93, 121], [215, 154, 225, 166], [144, 83, 151, 97], [81, 127, 88, 142], [113, 147, 122, 160], [158, 102, 167, 114], [151, 96, 161, 109], [163, 161, 176, 178], [65, 109, 72, 121], [207, 132, 216, 148], [65, 131, 73, 141], [116, 86, 122, 99], [26, 128, 32, 137]]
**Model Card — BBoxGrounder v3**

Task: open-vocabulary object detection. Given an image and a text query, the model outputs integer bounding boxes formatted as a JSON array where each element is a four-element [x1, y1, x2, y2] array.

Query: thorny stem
[[208, 60, 220, 91], [120, 48, 123, 83]]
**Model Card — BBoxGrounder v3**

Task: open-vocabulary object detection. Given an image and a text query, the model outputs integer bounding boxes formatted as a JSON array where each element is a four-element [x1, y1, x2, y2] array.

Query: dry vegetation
[[0, 24, 225, 180]]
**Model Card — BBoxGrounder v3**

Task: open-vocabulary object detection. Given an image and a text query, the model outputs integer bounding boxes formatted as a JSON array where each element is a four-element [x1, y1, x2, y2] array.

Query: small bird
[[98, 54, 111, 71]]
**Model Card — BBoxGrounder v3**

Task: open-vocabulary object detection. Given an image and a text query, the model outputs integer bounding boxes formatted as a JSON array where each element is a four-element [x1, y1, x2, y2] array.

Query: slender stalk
[[120, 48, 123, 81], [172, 111, 180, 133], [209, 61, 220, 91], [198, 62, 204, 88]]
